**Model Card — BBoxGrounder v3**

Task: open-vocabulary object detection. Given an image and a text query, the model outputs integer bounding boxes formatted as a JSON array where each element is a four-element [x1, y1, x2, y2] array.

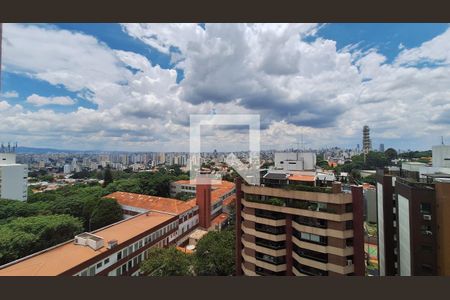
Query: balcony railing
[[294, 216, 327, 229], [255, 223, 286, 235], [255, 238, 286, 250], [245, 194, 339, 214], [256, 252, 286, 266]]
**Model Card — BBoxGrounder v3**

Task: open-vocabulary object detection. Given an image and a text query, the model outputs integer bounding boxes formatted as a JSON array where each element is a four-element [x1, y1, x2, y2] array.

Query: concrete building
[[376, 157, 450, 275], [0, 212, 178, 276], [363, 125, 372, 154], [0, 152, 28, 201], [235, 177, 365, 276], [0, 179, 236, 276], [274, 152, 317, 171], [363, 183, 377, 224]]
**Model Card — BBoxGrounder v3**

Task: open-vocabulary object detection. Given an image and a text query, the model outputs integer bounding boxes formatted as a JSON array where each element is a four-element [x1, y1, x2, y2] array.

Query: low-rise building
[[0, 212, 178, 276]]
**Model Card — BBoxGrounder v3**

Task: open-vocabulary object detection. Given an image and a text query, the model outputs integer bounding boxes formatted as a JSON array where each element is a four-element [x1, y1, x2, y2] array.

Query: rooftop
[[0, 212, 175, 276], [211, 212, 229, 226], [173, 179, 235, 204], [105, 192, 196, 215], [288, 174, 316, 182]]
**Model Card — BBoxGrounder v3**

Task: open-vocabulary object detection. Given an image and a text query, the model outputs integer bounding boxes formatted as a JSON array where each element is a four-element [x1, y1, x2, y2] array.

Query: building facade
[[0, 152, 28, 201], [376, 165, 450, 276], [235, 178, 365, 276]]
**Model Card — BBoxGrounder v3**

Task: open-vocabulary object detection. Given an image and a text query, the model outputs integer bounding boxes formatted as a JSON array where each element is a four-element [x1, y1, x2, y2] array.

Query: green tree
[[0, 214, 83, 265], [384, 148, 398, 162], [89, 198, 123, 230], [194, 229, 235, 276], [140, 247, 193, 276], [103, 165, 113, 187]]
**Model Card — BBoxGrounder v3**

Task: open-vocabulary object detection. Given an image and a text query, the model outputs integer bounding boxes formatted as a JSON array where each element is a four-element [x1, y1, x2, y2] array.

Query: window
[[421, 225, 433, 236], [88, 266, 95, 276], [295, 231, 327, 245], [420, 203, 432, 214], [104, 258, 110, 264], [421, 245, 433, 252], [117, 252, 122, 260], [421, 264, 434, 274], [96, 262, 103, 269]]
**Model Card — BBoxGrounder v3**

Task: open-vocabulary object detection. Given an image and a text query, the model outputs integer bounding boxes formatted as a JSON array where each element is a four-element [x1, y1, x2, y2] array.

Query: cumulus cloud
[[395, 27, 450, 66], [1, 23, 450, 151], [1, 90, 19, 98], [26, 94, 76, 106]]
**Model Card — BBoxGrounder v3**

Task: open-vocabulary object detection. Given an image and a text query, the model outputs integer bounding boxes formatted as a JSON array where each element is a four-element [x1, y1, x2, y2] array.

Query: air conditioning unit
[[423, 214, 432, 221], [107, 239, 118, 249], [347, 259, 353, 266]]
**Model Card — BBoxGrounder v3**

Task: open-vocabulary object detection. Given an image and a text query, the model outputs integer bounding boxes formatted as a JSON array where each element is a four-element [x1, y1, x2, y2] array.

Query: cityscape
[[1, 23, 450, 276]]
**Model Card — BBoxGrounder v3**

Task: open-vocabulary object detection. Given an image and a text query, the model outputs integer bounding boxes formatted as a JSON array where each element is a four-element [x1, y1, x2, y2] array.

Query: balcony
[[242, 184, 353, 204], [294, 245, 328, 263], [294, 215, 327, 229], [241, 210, 286, 227], [255, 237, 286, 250], [242, 198, 353, 222], [242, 250, 287, 273], [241, 222, 286, 242], [255, 223, 286, 235], [292, 235, 354, 257], [256, 252, 286, 266], [242, 237, 286, 257]]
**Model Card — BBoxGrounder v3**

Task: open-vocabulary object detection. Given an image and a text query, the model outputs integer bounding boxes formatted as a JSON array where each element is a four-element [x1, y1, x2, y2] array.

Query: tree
[[0, 214, 83, 265], [194, 229, 235, 276], [102, 165, 113, 187], [140, 247, 193, 276], [384, 148, 398, 162], [174, 192, 194, 201], [316, 160, 329, 169], [89, 198, 123, 230]]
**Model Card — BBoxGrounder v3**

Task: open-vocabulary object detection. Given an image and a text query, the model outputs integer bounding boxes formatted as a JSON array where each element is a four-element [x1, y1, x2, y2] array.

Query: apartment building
[[377, 145, 450, 275], [0, 212, 178, 276], [235, 177, 365, 276], [377, 167, 450, 276], [0, 152, 28, 201]]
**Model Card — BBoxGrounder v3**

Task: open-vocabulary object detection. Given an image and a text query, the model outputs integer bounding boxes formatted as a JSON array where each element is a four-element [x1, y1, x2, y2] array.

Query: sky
[[1, 23, 450, 152]]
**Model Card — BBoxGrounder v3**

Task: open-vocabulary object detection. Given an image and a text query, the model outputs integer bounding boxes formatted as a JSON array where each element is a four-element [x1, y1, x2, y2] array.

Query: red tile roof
[[211, 212, 229, 226], [105, 192, 196, 215], [288, 175, 316, 182]]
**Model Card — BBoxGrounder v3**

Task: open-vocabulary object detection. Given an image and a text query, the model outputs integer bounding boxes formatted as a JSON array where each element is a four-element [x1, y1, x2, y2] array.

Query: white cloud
[[1, 23, 450, 151], [26, 94, 76, 106], [1, 90, 19, 98], [395, 27, 450, 66]]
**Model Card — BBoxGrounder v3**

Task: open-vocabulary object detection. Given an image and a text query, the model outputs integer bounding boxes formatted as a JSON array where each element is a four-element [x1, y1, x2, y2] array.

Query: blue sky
[[1, 23, 450, 151]]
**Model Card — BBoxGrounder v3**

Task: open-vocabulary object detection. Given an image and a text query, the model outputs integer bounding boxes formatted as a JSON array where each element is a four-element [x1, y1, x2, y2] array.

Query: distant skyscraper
[[363, 125, 372, 154], [379, 143, 385, 152]]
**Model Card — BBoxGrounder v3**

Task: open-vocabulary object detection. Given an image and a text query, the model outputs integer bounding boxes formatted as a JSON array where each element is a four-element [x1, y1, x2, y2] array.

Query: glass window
[[104, 258, 110, 264], [420, 203, 432, 214]]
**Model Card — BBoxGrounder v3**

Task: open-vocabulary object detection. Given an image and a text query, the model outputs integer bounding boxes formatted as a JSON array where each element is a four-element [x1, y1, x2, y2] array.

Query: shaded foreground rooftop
[[0, 212, 174, 276]]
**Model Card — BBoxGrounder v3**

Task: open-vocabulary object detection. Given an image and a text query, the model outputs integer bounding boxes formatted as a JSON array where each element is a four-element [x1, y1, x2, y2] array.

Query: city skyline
[[1, 23, 450, 152]]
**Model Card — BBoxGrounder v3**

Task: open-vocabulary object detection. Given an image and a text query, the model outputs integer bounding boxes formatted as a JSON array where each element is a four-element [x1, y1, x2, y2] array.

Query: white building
[[0, 153, 28, 201], [274, 152, 317, 171], [63, 164, 72, 174]]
